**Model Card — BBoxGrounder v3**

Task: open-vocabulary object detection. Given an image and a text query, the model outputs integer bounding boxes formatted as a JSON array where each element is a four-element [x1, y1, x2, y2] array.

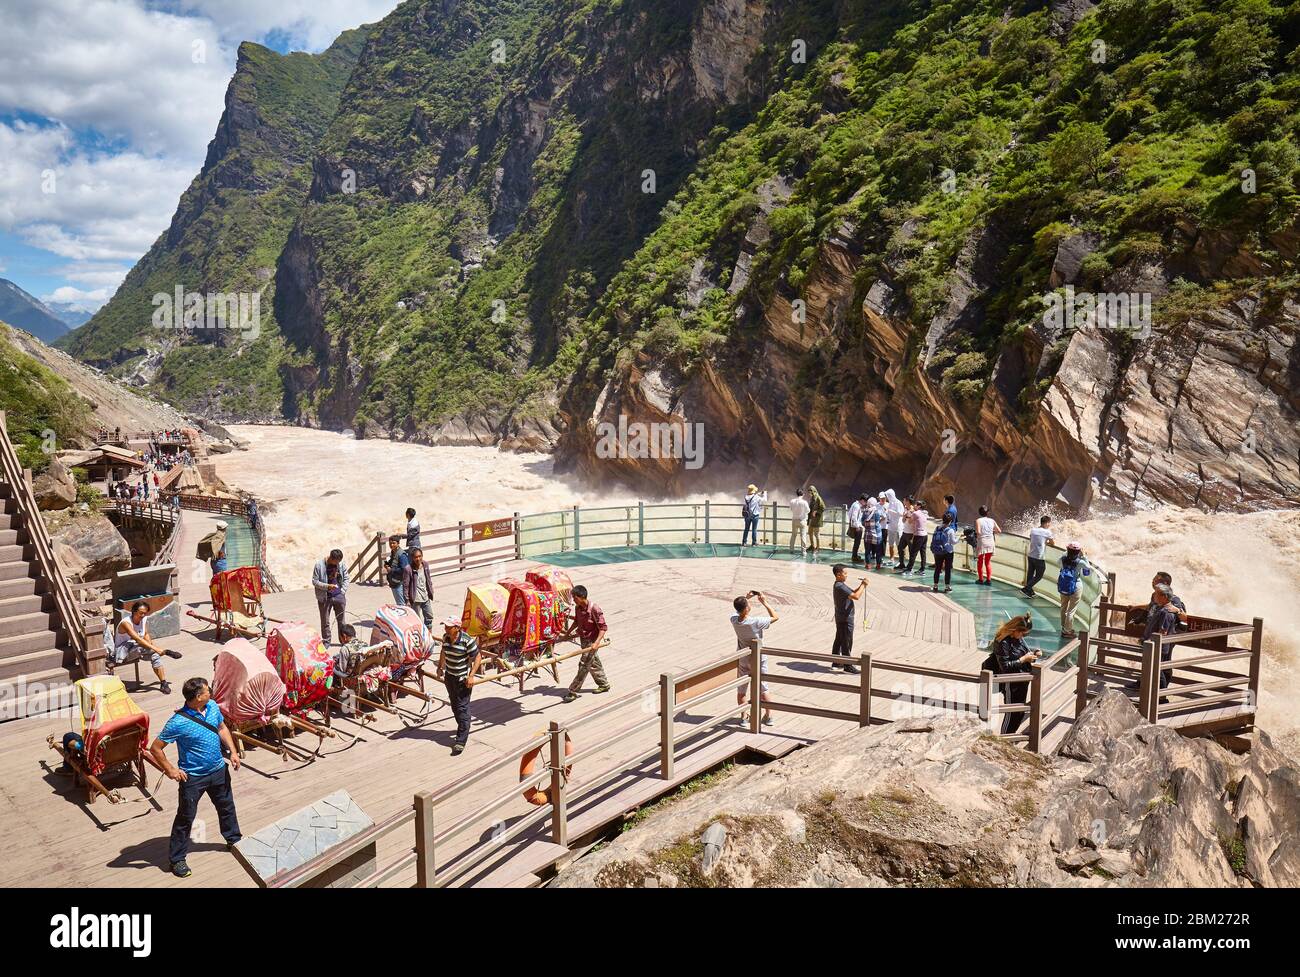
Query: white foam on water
[[213, 425, 655, 586], [1010, 506, 1300, 758]]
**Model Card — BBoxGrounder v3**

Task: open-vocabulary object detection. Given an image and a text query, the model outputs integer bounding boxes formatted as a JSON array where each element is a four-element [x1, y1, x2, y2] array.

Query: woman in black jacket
[[988, 614, 1040, 735]]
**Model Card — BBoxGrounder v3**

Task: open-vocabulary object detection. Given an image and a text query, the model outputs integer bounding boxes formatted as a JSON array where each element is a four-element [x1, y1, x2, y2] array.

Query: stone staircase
[[0, 478, 79, 719]]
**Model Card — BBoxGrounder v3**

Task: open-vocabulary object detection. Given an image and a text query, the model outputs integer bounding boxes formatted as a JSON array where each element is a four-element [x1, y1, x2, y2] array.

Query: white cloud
[[0, 0, 234, 160], [0, 0, 398, 311], [0, 121, 193, 261], [176, 0, 398, 52], [42, 285, 115, 311]]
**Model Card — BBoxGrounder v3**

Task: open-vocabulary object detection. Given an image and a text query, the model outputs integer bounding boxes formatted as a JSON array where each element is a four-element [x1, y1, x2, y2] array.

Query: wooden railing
[[0, 410, 104, 674], [167, 492, 246, 516], [348, 515, 522, 584], [271, 637, 1021, 888]]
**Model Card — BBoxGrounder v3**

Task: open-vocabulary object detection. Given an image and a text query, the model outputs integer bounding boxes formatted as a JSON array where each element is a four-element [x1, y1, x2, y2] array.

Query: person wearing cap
[[436, 618, 483, 756], [561, 584, 610, 702], [788, 488, 810, 555], [741, 484, 766, 546], [1056, 542, 1092, 638]]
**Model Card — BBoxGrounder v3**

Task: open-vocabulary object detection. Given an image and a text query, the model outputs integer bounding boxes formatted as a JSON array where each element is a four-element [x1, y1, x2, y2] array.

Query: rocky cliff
[[60, 30, 367, 421], [554, 692, 1299, 888], [62, 0, 1300, 514]]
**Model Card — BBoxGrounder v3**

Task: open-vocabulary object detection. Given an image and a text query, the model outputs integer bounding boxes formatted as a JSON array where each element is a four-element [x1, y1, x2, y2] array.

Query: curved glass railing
[[518, 501, 1110, 636]]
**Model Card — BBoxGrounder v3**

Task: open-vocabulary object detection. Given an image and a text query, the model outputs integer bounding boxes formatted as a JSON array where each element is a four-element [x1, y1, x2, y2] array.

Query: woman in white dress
[[974, 505, 1001, 586]]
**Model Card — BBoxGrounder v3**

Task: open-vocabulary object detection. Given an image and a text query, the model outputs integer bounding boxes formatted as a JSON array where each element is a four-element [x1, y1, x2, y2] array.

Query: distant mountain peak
[[0, 278, 71, 344]]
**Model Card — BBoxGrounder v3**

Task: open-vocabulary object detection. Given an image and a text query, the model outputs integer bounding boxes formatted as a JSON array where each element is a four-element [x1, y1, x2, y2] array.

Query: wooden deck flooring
[[0, 519, 1249, 888]]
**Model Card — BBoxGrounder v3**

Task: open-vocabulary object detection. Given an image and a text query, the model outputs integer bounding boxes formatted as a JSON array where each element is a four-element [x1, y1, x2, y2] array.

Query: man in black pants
[[150, 677, 241, 878], [831, 564, 868, 674], [436, 618, 483, 756]]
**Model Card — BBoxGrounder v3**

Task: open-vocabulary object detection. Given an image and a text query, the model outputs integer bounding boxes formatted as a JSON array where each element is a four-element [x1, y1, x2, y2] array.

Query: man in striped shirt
[[436, 618, 482, 756]]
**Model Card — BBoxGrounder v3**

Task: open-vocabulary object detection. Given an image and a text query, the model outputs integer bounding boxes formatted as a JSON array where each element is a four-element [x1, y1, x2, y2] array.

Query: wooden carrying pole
[[467, 639, 610, 687]]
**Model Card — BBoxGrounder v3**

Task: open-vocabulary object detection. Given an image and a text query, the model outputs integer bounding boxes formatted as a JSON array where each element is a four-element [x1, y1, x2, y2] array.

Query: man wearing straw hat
[[436, 618, 482, 756], [742, 483, 766, 546]]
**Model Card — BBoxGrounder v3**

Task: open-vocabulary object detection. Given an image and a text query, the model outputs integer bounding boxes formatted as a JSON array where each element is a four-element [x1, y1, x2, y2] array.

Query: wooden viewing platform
[[0, 503, 1262, 889]]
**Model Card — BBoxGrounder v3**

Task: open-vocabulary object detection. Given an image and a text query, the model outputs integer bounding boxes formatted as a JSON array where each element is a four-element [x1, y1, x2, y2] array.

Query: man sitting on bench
[[112, 600, 182, 694]]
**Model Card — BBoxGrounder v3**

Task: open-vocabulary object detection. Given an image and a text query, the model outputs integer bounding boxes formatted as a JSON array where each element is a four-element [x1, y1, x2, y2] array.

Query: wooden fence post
[[1247, 617, 1263, 716], [457, 521, 466, 571], [638, 501, 645, 547], [414, 790, 435, 887], [749, 641, 762, 734], [659, 673, 675, 779], [513, 511, 521, 560], [1027, 663, 1044, 752], [549, 721, 568, 847], [1138, 640, 1157, 722], [978, 669, 993, 725], [572, 505, 580, 552], [1075, 632, 1091, 718], [703, 499, 711, 545], [859, 652, 872, 727]]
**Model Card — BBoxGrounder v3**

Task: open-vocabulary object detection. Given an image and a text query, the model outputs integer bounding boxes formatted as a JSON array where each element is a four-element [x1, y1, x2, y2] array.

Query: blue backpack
[[930, 526, 950, 555], [1057, 561, 1079, 596]]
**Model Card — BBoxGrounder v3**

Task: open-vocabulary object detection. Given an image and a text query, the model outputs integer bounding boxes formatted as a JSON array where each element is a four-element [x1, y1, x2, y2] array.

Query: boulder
[[49, 513, 131, 580], [1057, 689, 1143, 763], [32, 458, 77, 510]]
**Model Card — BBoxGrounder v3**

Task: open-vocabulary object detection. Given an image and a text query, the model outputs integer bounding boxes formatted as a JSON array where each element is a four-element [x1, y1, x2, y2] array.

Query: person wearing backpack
[[1056, 543, 1092, 638], [150, 677, 241, 879], [385, 534, 410, 606], [930, 513, 956, 592]]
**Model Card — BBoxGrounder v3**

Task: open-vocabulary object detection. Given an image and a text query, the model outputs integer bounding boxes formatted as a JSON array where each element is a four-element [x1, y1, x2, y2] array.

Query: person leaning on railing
[[984, 614, 1041, 735]]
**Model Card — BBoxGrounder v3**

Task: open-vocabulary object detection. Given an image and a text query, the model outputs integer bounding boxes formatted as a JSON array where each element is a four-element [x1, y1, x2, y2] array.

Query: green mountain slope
[[59, 28, 368, 419]]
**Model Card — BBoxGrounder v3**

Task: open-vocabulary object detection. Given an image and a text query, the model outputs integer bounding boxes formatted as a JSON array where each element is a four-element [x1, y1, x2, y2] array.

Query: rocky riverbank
[[553, 692, 1298, 888]]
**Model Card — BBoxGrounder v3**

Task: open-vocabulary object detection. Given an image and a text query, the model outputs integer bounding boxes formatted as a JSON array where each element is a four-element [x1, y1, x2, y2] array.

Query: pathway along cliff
[[209, 424, 1300, 759]]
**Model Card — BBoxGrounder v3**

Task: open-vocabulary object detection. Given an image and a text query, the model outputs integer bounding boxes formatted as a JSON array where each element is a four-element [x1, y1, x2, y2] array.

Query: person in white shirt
[[884, 489, 906, 561], [901, 500, 929, 574], [974, 505, 1001, 586], [847, 493, 868, 563], [1021, 515, 1055, 598], [788, 489, 810, 554]]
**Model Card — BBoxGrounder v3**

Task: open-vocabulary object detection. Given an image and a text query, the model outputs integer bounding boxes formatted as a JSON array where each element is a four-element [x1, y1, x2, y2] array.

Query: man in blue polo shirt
[[150, 677, 241, 878]]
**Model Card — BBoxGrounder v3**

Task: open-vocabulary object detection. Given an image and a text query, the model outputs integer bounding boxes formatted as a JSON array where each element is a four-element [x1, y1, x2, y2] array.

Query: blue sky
[[0, 0, 399, 313]]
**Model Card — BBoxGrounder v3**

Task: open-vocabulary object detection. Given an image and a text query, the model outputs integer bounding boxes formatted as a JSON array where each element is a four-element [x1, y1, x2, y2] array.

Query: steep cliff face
[[60, 30, 367, 420], [63, 0, 1300, 514], [555, 0, 1300, 513], [273, 0, 781, 437]]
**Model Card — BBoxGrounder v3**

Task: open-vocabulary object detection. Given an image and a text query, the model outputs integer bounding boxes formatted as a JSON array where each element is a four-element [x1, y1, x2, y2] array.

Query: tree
[[1047, 121, 1110, 186]]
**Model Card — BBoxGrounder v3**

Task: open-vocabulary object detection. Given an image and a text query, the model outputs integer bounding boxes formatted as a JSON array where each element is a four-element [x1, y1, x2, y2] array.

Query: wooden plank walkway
[[0, 516, 1249, 887]]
